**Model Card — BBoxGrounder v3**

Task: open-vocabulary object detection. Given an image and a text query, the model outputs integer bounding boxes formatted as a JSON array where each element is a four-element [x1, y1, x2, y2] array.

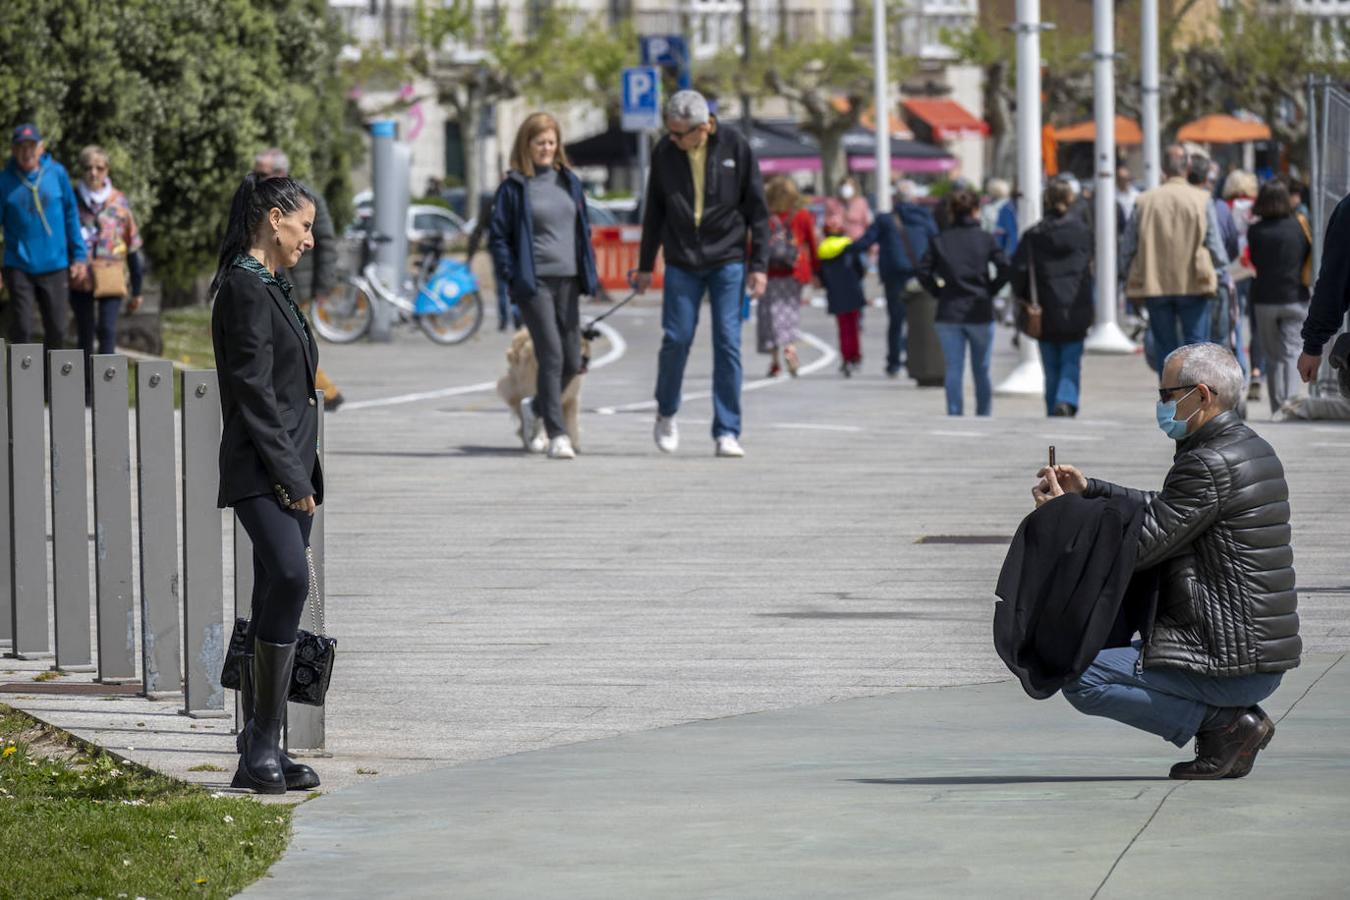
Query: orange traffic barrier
[[591, 225, 663, 292]]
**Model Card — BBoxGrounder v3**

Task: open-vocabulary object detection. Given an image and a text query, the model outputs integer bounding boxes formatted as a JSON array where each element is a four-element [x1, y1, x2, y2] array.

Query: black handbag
[[220, 549, 336, 706]]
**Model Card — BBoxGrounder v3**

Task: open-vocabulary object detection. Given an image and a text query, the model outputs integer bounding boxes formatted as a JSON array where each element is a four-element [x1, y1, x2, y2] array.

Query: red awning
[[901, 98, 989, 141]]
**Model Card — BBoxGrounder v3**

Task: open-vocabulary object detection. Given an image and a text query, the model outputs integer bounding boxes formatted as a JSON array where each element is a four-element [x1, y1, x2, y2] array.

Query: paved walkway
[[7, 295, 1350, 894]]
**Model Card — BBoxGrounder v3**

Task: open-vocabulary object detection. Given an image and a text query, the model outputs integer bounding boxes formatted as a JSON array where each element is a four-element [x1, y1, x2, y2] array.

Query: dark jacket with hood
[[638, 119, 769, 275], [853, 202, 938, 284], [488, 165, 600, 300], [1085, 410, 1300, 677], [916, 219, 1012, 325], [1010, 210, 1095, 343]]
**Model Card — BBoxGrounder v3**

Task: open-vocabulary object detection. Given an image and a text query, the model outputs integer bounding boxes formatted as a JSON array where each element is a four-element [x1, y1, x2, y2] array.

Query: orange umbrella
[[1177, 114, 1271, 144], [1052, 116, 1142, 145]]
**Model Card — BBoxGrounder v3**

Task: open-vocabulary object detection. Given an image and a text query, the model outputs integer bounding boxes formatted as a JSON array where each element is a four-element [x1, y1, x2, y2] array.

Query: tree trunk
[[463, 89, 485, 212], [817, 128, 849, 196]]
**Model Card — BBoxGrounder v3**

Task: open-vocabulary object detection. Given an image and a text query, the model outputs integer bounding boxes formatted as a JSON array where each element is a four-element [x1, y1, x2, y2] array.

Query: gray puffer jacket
[[1085, 411, 1301, 676]]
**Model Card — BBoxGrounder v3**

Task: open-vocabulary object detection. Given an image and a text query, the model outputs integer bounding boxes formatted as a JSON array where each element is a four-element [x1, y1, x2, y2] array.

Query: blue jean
[[934, 321, 995, 416], [655, 262, 745, 438], [1146, 295, 1212, 370], [1039, 339, 1084, 415], [882, 276, 910, 372], [1063, 644, 1283, 747]]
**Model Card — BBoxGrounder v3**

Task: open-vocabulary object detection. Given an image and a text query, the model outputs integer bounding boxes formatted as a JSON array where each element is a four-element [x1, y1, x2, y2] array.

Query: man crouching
[[1034, 343, 1300, 779]]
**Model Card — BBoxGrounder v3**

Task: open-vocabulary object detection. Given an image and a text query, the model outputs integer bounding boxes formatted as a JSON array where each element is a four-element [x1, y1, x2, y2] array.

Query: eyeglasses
[[1157, 384, 1200, 402], [667, 125, 701, 141]]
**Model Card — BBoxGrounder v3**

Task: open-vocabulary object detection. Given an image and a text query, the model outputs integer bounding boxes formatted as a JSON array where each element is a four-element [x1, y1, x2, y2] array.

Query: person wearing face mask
[[1032, 342, 1299, 780], [489, 112, 600, 460], [823, 176, 871, 241]]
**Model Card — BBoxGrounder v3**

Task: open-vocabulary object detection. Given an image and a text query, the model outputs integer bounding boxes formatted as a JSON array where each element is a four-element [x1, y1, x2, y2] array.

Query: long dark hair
[[210, 173, 316, 297]]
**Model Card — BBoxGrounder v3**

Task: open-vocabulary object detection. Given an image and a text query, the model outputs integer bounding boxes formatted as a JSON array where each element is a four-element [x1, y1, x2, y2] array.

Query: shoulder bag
[[1016, 241, 1043, 340]]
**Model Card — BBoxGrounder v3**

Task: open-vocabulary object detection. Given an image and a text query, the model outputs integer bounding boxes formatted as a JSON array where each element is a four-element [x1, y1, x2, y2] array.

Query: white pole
[[996, 0, 1046, 396], [1141, 0, 1160, 190], [873, 0, 891, 213], [1085, 0, 1136, 353]]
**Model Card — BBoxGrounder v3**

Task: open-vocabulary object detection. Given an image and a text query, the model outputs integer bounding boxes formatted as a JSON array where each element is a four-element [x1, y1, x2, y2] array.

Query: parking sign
[[621, 66, 661, 133]]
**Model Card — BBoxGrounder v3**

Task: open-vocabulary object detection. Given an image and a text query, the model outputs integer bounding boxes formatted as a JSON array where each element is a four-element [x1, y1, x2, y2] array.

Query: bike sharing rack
[[369, 120, 412, 343]]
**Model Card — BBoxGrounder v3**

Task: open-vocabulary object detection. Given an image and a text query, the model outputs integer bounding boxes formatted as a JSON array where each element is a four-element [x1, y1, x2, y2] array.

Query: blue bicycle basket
[[416, 259, 479, 315]]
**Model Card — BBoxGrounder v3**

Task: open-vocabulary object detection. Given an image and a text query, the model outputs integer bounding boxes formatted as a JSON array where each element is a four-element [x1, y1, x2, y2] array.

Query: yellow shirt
[[687, 141, 707, 227]]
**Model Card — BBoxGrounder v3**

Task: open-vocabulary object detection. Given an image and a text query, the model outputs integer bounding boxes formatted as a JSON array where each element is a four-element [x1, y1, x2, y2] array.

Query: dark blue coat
[[819, 243, 868, 316], [854, 202, 938, 284], [488, 166, 600, 299]]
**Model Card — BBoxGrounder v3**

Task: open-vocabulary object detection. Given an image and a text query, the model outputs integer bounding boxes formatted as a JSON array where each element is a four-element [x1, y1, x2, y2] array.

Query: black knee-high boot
[[236, 653, 321, 791], [231, 638, 295, 794]]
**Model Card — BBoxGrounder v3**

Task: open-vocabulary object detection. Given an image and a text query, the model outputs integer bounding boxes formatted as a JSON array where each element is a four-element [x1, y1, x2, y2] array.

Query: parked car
[[347, 191, 471, 248]]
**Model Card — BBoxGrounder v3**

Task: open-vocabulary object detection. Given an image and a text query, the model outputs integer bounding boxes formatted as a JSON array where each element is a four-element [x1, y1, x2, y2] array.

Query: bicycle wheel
[[418, 291, 483, 345], [313, 279, 373, 344]]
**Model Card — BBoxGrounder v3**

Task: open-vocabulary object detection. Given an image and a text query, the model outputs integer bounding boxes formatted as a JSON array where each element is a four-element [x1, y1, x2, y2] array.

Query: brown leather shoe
[[1226, 705, 1275, 779], [1169, 711, 1272, 780]]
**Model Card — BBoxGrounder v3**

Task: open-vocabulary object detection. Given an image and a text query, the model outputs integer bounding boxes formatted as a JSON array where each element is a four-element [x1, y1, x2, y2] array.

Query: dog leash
[[582, 288, 639, 340]]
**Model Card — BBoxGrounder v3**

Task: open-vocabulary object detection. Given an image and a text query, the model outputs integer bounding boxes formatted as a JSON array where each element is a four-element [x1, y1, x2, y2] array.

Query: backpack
[[766, 215, 799, 270]]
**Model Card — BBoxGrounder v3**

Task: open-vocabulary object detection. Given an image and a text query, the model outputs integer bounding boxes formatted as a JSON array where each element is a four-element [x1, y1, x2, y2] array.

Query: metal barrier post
[[7, 345, 47, 658], [0, 342, 10, 648], [181, 369, 226, 717], [287, 389, 326, 752], [233, 516, 253, 733], [92, 355, 136, 681], [135, 361, 182, 697], [49, 350, 93, 671]]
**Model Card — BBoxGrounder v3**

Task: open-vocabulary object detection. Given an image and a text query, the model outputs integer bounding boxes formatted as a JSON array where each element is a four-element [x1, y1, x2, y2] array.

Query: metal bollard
[[92, 355, 136, 682], [48, 350, 93, 671], [0, 342, 11, 648], [181, 370, 226, 717], [135, 361, 182, 697], [7, 345, 47, 658]]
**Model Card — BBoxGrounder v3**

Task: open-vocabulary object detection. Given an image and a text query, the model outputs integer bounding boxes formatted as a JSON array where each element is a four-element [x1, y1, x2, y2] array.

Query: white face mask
[[839, 184, 856, 200]]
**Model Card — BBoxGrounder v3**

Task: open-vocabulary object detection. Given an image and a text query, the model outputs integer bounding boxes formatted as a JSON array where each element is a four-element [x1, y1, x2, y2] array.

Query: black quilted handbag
[[220, 549, 336, 706]]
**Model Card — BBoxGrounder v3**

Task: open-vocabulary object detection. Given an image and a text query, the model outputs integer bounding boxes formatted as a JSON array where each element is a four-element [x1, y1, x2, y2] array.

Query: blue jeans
[[934, 321, 995, 416], [1063, 644, 1283, 747], [656, 262, 745, 438], [1146, 295, 1212, 370], [1039, 339, 1084, 415], [882, 276, 910, 372]]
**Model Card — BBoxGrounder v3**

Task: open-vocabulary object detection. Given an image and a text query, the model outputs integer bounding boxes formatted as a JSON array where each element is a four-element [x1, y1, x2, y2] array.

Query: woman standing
[[823, 176, 871, 240], [1246, 180, 1311, 413], [489, 112, 600, 459], [917, 189, 1011, 416], [70, 146, 143, 375], [1011, 181, 1095, 417], [759, 176, 818, 377], [211, 173, 323, 795]]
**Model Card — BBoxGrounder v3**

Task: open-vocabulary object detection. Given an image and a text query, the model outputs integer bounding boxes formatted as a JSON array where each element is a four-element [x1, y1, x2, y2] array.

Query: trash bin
[[905, 289, 945, 387]]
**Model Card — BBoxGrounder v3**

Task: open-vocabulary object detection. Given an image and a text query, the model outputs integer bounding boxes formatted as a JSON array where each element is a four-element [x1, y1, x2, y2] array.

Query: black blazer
[[916, 220, 1011, 325], [1010, 212, 1095, 343], [211, 266, 323, 509]]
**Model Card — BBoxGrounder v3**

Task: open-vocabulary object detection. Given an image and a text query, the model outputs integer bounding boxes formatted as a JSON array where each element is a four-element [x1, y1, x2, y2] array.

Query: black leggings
[[235, 495, 313, 645], [517, 276, 581, 438]]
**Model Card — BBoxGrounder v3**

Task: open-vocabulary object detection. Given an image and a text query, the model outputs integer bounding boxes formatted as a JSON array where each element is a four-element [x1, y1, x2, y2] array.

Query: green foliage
[[0, 0, 360, 300]]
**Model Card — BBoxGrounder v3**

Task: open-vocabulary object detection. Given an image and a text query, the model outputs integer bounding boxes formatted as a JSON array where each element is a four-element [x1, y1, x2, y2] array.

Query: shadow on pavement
[[847, 775, 1168, 785]]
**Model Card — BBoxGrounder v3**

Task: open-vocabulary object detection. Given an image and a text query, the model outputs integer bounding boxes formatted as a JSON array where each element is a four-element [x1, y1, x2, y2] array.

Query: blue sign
[[621, 66, 661, 133], [639, 35, 691, 90]]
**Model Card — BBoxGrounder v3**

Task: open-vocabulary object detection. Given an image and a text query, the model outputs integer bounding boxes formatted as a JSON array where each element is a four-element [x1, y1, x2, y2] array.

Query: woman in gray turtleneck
[[489, 112, 600, 460]]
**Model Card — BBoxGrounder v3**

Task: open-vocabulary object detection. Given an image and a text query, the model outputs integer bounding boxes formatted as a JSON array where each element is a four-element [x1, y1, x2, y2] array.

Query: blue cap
[[12, 123, 41, 144]]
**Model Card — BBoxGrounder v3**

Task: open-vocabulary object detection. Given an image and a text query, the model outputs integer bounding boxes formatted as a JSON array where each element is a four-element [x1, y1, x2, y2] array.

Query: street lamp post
[[1084, 0, 1136, 354], [1141, 0, 1161, 190], [873, 0, 891, 213], [996, 0, 1046, 396]]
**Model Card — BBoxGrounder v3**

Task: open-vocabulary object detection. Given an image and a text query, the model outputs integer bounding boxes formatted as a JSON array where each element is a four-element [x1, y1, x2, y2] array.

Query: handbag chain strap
[[306, 547, 323, 633]]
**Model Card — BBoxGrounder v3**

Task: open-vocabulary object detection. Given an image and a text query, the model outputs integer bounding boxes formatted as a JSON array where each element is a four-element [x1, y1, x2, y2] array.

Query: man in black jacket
[[634, 90, 769, 459], [1298, 191, 1350, 384], [1034, 342, 1300, 779]]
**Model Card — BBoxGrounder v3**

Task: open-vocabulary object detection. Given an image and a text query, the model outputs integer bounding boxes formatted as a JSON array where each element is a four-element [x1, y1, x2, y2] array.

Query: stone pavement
[[7, 296, 1350, 894]]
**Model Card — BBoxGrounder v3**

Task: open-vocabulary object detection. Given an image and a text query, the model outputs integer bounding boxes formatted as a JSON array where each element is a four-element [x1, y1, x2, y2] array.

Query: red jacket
[[768, 208, 819, 284]]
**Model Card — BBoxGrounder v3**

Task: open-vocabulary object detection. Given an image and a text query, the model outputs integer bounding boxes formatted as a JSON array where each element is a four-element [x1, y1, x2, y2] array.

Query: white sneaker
[[547, 434, 576, 459], [654, 415, 679, 453], [520, 400, 546, 453], [715, 435, 745, 458]]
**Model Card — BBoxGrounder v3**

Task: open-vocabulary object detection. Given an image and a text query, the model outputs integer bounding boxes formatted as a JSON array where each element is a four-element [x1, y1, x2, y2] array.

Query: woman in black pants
[[489, 112, 600, 459], [210, 173, 323, 794]]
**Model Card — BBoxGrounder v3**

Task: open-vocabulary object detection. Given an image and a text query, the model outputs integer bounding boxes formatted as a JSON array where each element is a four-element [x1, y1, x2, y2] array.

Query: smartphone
[[1048, 445, 1056, 469]]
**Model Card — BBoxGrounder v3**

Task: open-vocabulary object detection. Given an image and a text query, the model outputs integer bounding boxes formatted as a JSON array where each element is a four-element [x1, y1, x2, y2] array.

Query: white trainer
[[715, 435, 745, 458], [520, 400, 547, 453], [654, 415, 679, 453], [547, 434, 576, 459]]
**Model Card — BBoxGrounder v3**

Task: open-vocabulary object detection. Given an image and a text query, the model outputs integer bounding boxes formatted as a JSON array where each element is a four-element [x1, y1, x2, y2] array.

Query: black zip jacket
[[916, 219, 1011, 324], [638, 121, 769, 274], [1247, 216, 1310, 306], [1011, 211, 1095, 343], [1303, 192, 1350, 355]]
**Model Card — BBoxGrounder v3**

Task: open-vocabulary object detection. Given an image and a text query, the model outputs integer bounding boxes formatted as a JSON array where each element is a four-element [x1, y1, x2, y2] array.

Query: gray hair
[[1162, 143, 1188, 178], [984, 177, 1010, 200], [254, 147, 289, 176], [1165, 342, 1244, 411], [894, 179, 919, 204], [664, 90, 709, 126]]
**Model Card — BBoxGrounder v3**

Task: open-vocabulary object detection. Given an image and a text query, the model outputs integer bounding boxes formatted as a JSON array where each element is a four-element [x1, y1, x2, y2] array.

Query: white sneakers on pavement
[[715, 435, 745, 458], [547, 435, 576, 459], [654, 415, 679, 453], [520, 399, 547, 454]]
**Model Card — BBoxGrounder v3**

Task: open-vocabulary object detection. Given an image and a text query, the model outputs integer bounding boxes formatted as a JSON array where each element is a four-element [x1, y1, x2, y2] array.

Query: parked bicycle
[[313, 231, 483, 345]]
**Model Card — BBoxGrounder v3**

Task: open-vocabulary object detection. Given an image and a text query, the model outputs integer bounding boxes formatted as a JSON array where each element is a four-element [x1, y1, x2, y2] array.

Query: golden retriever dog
[[496, 328, 590, 450]]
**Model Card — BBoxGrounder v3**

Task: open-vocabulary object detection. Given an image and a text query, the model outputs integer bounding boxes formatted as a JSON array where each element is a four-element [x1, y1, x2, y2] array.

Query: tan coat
[[1125, 177, 1218, 299]]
